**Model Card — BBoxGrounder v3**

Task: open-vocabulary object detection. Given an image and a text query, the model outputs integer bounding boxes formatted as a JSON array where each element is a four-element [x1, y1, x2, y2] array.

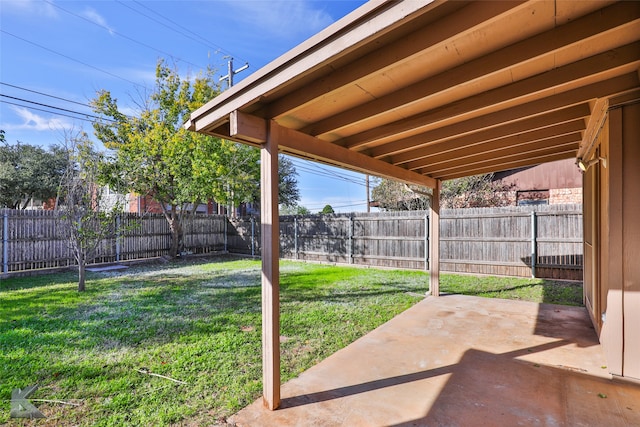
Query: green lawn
[[0, 256, 582, 426]]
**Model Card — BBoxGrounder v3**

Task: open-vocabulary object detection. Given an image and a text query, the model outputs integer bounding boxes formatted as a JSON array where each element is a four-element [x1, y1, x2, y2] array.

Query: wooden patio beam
[[433, 151, 577, 181], [267, 1, 524, 120], [367, 73, 640, 157], [230, 110, 267, 144], [419, 136, 579, 176], [270, 121, 437, 189], [261, 122, 280, 410], [342, 43, 640, 149], [402, 121, 585, 170], [429, 180, 441, 297], [371, 103, 591, 159], [304, 2, 640, 138]]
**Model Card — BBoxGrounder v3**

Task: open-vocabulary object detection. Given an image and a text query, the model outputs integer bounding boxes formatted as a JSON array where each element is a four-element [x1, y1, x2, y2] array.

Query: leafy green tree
[[278, 156, 300, 209], [56, 130, 119, 291], [371, 178, 431, 211], [0, 139, 69, 209], [280, 204, 310, 215], [93, 60, 223, 257], [93, 60, 300, 256], [440, 173, 513, 208], [320, 204, 335, 214]]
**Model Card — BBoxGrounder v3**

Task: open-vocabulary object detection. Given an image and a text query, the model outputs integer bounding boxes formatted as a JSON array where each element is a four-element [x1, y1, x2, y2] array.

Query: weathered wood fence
[[1, 205, 582, 280], [0, 210, 227, 274]]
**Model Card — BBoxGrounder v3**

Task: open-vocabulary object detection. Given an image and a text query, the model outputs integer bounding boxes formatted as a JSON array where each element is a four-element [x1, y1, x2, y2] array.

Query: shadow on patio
[[229, 294, 640, 426]]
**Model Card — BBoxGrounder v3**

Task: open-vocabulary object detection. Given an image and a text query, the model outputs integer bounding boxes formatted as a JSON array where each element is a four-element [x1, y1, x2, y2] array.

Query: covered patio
[[186, 0, 640, 419], [230, 294, 640, 426]]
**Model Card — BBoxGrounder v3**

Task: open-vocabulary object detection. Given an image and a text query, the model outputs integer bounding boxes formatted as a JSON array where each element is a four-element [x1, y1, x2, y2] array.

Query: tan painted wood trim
[[355, 73, 640, 152], [429, 180, 441, 297], [397, 119, 585, 169], [187, 0, 434, 133], [435, 151, 576, 180], [602, 107, 624, 376], [303, 1, 640, 137], [270, 1, 525, 120], [261, 122, 280, 410], [578, 98, 609, 161], [270, 121, 437, 189], [372, 104, 591, 159], [230, 110, 267, 144], [422, 137, 579, 176]]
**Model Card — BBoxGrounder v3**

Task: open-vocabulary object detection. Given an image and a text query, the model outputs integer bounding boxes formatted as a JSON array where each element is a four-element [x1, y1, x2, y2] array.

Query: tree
[[320, 204, 335, 214], [93, 60, 224, 257], [371, 178, 431, 211], [56, 130, 119, 292], [440, 173, 514, 208], [280, 204, 310, 215], [0, 139, 69, 209], [278, 156, 300, 209]]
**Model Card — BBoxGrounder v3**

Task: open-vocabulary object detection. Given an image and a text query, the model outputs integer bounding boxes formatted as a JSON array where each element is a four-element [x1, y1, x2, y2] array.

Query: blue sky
[[0, 0, 373, 213]]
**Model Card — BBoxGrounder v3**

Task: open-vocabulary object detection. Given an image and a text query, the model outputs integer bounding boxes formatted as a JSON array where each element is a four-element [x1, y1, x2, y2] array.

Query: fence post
[[424, 212, 429, 271], [348, 215, 354, 264], [294, 217, 299, 260], [3, 211, 8, 274], [531, 211, 537, 278], [251, 216, 256, 257], [115, 214, 121, 262], [224, 215, 228, 253]]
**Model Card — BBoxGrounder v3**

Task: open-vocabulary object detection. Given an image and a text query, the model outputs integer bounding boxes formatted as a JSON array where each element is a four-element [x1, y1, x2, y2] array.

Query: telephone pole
[[366, 174, 371, 212], [219, 57, 249, 89]]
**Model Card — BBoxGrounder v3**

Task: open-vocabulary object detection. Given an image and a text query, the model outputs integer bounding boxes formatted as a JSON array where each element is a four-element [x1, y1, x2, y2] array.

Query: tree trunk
[[78, 255, 86, 292], [168, 216, 183, 258]]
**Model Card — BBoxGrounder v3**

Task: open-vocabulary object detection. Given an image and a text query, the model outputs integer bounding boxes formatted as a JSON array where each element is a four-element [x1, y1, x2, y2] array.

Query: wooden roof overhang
[[185, 0, 640, 411], [186, 0, 640, 188]]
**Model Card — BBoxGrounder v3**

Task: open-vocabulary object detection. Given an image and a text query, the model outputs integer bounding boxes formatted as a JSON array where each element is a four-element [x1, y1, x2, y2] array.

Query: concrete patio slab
[[230, 295, 640, 426]]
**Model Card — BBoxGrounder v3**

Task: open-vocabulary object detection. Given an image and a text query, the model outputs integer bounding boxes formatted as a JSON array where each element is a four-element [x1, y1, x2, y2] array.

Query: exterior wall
[[587, 100, 640, 382], [549, 188, 582, 205], [619, 102, 640, 380], [495, 158, 582, 206], [126, 193, 164, 214]]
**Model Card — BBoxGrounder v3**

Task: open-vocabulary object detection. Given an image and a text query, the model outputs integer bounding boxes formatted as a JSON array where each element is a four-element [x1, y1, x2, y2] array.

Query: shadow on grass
[[440, 274, 583, 306]]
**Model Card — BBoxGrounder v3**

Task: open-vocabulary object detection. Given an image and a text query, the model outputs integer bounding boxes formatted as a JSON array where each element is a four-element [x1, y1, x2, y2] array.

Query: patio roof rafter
[[300, 1, 640, 139]]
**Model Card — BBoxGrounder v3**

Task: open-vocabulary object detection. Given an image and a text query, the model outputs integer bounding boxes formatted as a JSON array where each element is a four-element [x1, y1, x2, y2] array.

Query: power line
[[0, 82, 92, 109], [0, 29, 146, 89], [290, 158, 368, 187], [1, 99, 102, 125], [304, 200, 370, 210], [0, 94, 115, 123], [291, 157, 368, 184], [43, 0, 207, 71], [0, 94, 116, 123], [125, 0, 248, 65]]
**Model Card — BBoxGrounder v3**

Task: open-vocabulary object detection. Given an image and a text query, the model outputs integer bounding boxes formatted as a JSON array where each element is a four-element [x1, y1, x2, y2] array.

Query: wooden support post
[[429, 180, 441, 296], [261, 123, 281, 410]]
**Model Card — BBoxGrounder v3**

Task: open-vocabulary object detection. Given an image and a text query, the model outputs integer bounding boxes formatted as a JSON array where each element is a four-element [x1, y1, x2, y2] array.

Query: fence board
[[1, 205, 583, 280]]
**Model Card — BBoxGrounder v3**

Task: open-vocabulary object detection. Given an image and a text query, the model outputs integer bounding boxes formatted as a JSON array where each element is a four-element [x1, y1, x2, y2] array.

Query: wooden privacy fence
[[0, 210, 226, 275], [1, 205, 582, 280], [229, 205, 583, 280]]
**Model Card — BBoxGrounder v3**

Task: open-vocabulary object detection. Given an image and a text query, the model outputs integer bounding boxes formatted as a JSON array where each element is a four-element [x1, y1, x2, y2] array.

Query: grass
[[0, 256, 582, 426]]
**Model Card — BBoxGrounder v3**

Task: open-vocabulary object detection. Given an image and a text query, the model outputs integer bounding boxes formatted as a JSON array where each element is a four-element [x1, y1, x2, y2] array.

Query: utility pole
[[219, 57, 249, 89], [366, 174, 371, 213]]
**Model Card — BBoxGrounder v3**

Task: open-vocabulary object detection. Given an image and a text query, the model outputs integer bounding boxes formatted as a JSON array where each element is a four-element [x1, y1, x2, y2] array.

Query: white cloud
[[223, 0, 334, 39], [81, 7, 115, 35], [1, 0, 58, 18], [3, 106, 74, 132]]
